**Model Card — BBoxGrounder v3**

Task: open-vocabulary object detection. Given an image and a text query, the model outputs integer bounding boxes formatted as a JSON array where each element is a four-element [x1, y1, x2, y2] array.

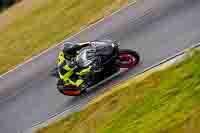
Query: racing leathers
[[57, 42, 90, 87], [58, 41, 111, 88]]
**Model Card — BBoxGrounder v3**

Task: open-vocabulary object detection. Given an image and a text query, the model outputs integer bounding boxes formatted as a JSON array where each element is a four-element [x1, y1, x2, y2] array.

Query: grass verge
[[35, 50, 200, 133], [0, 0, 134, 74]]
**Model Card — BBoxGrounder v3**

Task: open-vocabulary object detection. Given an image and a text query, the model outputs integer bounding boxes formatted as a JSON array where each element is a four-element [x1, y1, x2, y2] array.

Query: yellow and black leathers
[[57, 43, 91, 87]]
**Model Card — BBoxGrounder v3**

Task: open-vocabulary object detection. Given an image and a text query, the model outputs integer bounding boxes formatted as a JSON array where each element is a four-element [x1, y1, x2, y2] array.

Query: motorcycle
[[53, 40, 140, 96]]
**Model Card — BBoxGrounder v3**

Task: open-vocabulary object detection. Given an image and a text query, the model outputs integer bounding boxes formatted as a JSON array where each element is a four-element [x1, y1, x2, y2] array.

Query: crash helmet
[[63, 42, 80, 59]]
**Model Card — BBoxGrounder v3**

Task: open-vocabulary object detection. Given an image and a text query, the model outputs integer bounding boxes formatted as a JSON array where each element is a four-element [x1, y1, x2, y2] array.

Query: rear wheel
[[117, 49, 140, 68]]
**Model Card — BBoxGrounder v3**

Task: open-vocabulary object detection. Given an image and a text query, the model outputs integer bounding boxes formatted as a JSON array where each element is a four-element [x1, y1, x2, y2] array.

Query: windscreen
[[76, 48, 96, 67]]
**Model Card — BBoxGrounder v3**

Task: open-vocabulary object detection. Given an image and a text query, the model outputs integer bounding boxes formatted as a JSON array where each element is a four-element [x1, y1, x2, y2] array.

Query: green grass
[[0, 0, 132, 74], [35, 50, 200, 133]]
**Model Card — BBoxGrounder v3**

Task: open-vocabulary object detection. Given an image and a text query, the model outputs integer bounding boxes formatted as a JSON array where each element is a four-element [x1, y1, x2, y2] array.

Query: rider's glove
[[64, 59, 76, 68]]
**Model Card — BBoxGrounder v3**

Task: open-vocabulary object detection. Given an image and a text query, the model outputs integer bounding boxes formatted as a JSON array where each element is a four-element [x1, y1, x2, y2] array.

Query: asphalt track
[[1, 0, 200, 132]]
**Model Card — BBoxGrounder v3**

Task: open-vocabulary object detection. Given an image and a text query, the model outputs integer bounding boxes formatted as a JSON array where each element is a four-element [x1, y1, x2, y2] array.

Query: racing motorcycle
[[54, 40, 140, 96]]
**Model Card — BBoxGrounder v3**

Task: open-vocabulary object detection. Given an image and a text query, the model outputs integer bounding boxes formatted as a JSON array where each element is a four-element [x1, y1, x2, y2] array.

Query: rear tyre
[[117, 49, 140, 68]]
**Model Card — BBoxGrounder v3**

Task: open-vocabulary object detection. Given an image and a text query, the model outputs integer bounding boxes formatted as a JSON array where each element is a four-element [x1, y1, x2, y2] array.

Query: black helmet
[[63, 42, 80, 59]]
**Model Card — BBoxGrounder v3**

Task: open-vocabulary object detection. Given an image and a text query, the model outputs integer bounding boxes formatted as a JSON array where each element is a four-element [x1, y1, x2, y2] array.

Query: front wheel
[[116, 49, 140, 68]]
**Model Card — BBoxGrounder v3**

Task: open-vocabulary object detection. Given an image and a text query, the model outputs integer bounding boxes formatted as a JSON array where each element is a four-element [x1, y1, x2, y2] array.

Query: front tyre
[[117, 49, 140, 68]]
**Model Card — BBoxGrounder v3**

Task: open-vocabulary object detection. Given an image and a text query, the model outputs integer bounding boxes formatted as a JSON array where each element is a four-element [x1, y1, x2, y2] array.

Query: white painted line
[[0, 1, 137, 79]]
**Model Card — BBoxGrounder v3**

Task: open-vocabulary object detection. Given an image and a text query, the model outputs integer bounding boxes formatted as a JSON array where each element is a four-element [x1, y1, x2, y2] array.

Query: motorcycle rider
[[57, 41, 104, 88]]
